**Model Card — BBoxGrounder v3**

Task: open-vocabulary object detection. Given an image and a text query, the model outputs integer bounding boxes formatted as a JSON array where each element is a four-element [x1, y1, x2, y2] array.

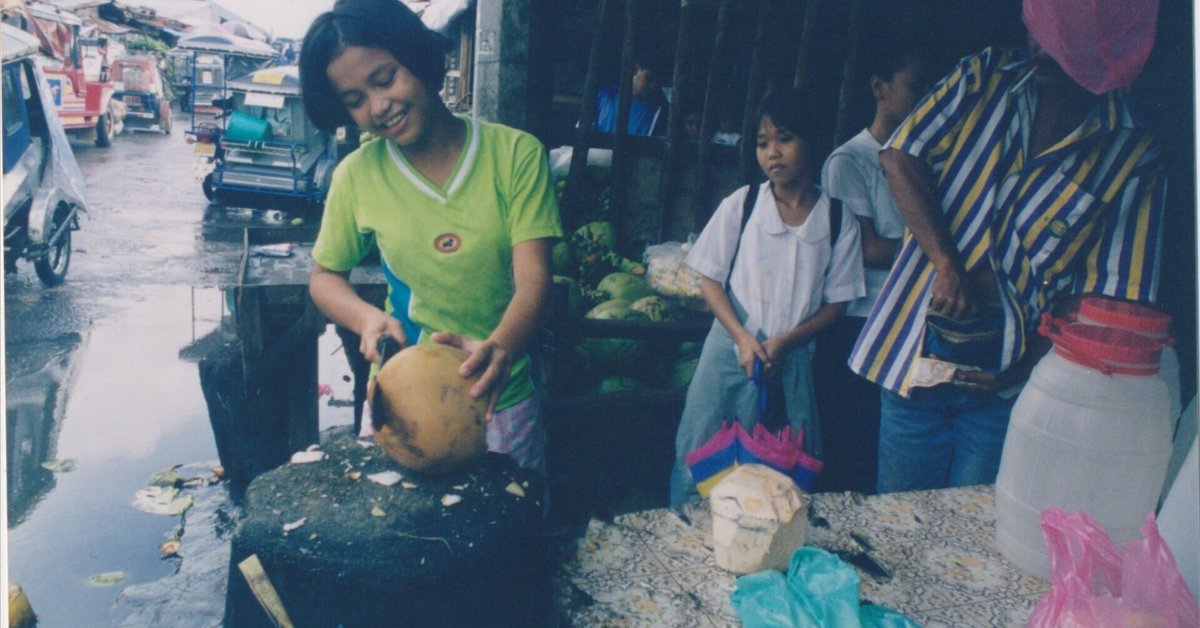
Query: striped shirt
[[849, 47, 1167, 396]]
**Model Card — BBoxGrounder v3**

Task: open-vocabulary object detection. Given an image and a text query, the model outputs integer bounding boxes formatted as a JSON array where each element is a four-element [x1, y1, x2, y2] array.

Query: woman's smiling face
[[327, 46, 433, 146]]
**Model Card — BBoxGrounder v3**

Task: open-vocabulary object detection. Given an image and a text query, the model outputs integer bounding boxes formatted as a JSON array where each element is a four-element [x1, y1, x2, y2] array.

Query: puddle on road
[[5, 285, 357, 626]]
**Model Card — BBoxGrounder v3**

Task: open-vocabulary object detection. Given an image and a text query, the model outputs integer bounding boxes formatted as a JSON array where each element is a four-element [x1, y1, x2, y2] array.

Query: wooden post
[[739, 0, 771, 184], [833, 0, 866, 146], [610, 0, 637, 248], [792, 0, 819, 91], [690, 0, 733, 227], [562, 0, 612, 230], [283, 296, 322, 454], [657, 1, 697, 243]]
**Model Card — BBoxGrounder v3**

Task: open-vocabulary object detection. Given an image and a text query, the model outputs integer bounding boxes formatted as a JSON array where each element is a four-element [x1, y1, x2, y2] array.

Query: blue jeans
[[876, 385, 1016, 493]]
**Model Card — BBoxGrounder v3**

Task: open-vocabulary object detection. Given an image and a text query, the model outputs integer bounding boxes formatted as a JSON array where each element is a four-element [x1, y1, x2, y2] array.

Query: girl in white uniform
[[670, 88, 864, 505]]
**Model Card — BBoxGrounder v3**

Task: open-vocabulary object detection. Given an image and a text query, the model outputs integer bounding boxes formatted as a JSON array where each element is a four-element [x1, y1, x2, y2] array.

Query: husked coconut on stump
[[369, 343, 488, 473], [710, 464, 809, 573]]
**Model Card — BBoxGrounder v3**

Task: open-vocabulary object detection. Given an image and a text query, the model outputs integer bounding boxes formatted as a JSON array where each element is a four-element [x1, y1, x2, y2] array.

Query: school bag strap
[[727, 182, 760, 277]]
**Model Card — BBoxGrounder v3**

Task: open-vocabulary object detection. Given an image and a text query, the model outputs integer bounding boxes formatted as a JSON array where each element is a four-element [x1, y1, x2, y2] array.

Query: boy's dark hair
[[756, 87, 820, 145], [299, 0, 451, 131], [862, 34, 935, 83]]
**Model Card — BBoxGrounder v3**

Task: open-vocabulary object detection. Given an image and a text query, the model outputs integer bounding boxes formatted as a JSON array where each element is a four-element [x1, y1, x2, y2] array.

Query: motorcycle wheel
[[202, 173, 217, 202], [35, 204, 72, 286], [95, 110, 114, 148]]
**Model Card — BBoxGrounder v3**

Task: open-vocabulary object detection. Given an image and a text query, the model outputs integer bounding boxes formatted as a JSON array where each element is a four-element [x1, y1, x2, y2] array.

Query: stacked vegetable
[[547, 220, 703, 396]]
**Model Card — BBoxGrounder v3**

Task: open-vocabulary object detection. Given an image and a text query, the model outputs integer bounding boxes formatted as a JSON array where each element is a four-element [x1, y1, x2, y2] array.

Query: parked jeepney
[[111, 54, 171, 134], [3, 24, 88, 285], [202, 65, 339, 206], [23, 1, 124, 147], [172, 29, 275, 143]]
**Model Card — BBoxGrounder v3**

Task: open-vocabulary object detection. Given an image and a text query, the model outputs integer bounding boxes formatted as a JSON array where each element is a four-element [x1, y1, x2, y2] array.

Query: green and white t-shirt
[[313, 116, 563, 410]]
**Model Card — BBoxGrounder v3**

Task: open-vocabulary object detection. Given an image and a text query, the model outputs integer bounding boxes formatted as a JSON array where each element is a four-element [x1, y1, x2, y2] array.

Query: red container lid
[[1050, 322, 1163, 375], [1077, 297, 1171, 337]]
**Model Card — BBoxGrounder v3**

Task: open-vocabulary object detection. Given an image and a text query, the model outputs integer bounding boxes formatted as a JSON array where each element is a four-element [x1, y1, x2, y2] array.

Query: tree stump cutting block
[[225, 437, 547, 627]]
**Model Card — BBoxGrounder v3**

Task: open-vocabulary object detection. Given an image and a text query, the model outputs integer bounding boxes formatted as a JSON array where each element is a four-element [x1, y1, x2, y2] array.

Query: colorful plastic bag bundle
[[1029, 508, 1200, 628]]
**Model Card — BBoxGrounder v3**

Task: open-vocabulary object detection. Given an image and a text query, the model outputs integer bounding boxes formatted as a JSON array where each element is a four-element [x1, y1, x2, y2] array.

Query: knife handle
[[377, 335, 402, 367]]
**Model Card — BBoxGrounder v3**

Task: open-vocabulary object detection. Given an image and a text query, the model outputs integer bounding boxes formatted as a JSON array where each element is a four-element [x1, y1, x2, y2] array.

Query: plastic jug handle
[[1037, 312, 1067, 343], [1038, 313, 1115, 375]]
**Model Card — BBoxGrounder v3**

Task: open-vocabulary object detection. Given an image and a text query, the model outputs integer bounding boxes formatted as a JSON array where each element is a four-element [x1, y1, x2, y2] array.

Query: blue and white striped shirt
[[849, 47, 1167, 396]]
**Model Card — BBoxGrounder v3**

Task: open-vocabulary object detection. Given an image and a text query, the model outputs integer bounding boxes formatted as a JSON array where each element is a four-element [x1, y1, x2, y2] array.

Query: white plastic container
[[995, 318, 1173, 580]]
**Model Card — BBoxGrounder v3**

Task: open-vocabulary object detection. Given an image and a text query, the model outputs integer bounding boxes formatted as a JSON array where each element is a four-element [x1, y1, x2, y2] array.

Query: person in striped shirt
[[850, 0, 1166, 493], [815, 39, 934, 495]]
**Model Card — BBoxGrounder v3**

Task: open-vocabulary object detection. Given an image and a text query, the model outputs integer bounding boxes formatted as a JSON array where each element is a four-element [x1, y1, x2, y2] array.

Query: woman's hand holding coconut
[[430, 331, 512, 417]]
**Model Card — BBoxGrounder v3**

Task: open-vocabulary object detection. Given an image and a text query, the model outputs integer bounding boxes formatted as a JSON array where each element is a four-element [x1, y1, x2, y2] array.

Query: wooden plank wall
[[557, 0, 868, 251]]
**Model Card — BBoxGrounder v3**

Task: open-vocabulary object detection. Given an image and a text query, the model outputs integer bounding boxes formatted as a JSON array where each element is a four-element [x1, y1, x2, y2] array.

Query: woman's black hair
[[299, 0, 452, 131], [756, 87, 820, 145]]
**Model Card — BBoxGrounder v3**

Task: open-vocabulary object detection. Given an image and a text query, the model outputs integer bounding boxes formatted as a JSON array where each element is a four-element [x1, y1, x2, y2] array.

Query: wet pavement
[[4, 117, 355, 626]]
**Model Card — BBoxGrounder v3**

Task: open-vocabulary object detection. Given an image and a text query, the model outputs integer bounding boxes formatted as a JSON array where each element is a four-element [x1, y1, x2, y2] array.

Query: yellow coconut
[[369, 343, 488, 473]]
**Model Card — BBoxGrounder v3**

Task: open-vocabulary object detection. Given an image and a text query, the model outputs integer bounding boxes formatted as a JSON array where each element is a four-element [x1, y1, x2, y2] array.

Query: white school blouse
[[685, 182, 864, 341]]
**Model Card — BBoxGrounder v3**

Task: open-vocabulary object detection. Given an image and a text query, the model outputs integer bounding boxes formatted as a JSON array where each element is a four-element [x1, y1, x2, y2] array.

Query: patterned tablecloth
[[555, 484, 1050, 627]]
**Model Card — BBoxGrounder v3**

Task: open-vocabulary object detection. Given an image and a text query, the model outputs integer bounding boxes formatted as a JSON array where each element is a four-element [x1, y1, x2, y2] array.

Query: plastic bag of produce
[[644, 238, 704, 302], [1029, 509, 1199, 628]]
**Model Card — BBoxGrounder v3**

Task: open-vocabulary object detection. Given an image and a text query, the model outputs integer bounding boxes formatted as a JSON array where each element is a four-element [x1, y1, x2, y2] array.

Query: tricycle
[[3, 24, 88, 286], [172, 29, 275, 141], [201, 65, 340, 207]]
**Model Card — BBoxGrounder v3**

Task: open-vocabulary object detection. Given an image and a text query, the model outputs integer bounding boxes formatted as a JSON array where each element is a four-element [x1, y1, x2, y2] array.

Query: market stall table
[[203, 227, 386, 485], [554, 484, 1049, 627]]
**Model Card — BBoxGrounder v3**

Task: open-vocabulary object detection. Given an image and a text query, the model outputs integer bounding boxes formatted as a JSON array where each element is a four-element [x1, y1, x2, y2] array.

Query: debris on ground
[[290, 450, 326, 464], [86, 571, 127, 587], [133, 486, 195, 516], [367, 471, 403, 486], [148, 470, 182, 487], [40, 459, 76, 473], [159, 538, 182, 558], [8, 583, 36, 628]]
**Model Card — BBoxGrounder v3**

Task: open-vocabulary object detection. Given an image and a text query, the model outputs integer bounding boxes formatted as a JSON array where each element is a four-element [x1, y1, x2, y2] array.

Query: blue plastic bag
[[732, 547, 920, 628]]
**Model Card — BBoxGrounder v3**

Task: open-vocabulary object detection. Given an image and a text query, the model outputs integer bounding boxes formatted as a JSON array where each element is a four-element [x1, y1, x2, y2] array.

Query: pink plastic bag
[[1022, 0, 1158, 95], [1029, 509, 1200, 628]]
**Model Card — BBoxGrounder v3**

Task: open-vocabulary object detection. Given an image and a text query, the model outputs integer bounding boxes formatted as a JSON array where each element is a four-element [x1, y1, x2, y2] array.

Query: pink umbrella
[[685, 360, 823, 496]]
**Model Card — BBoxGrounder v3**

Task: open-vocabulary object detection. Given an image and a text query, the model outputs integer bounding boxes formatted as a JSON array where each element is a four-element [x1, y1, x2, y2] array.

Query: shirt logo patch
[[434, 233, 462, 253], [1048, 218, 1069, 238]]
